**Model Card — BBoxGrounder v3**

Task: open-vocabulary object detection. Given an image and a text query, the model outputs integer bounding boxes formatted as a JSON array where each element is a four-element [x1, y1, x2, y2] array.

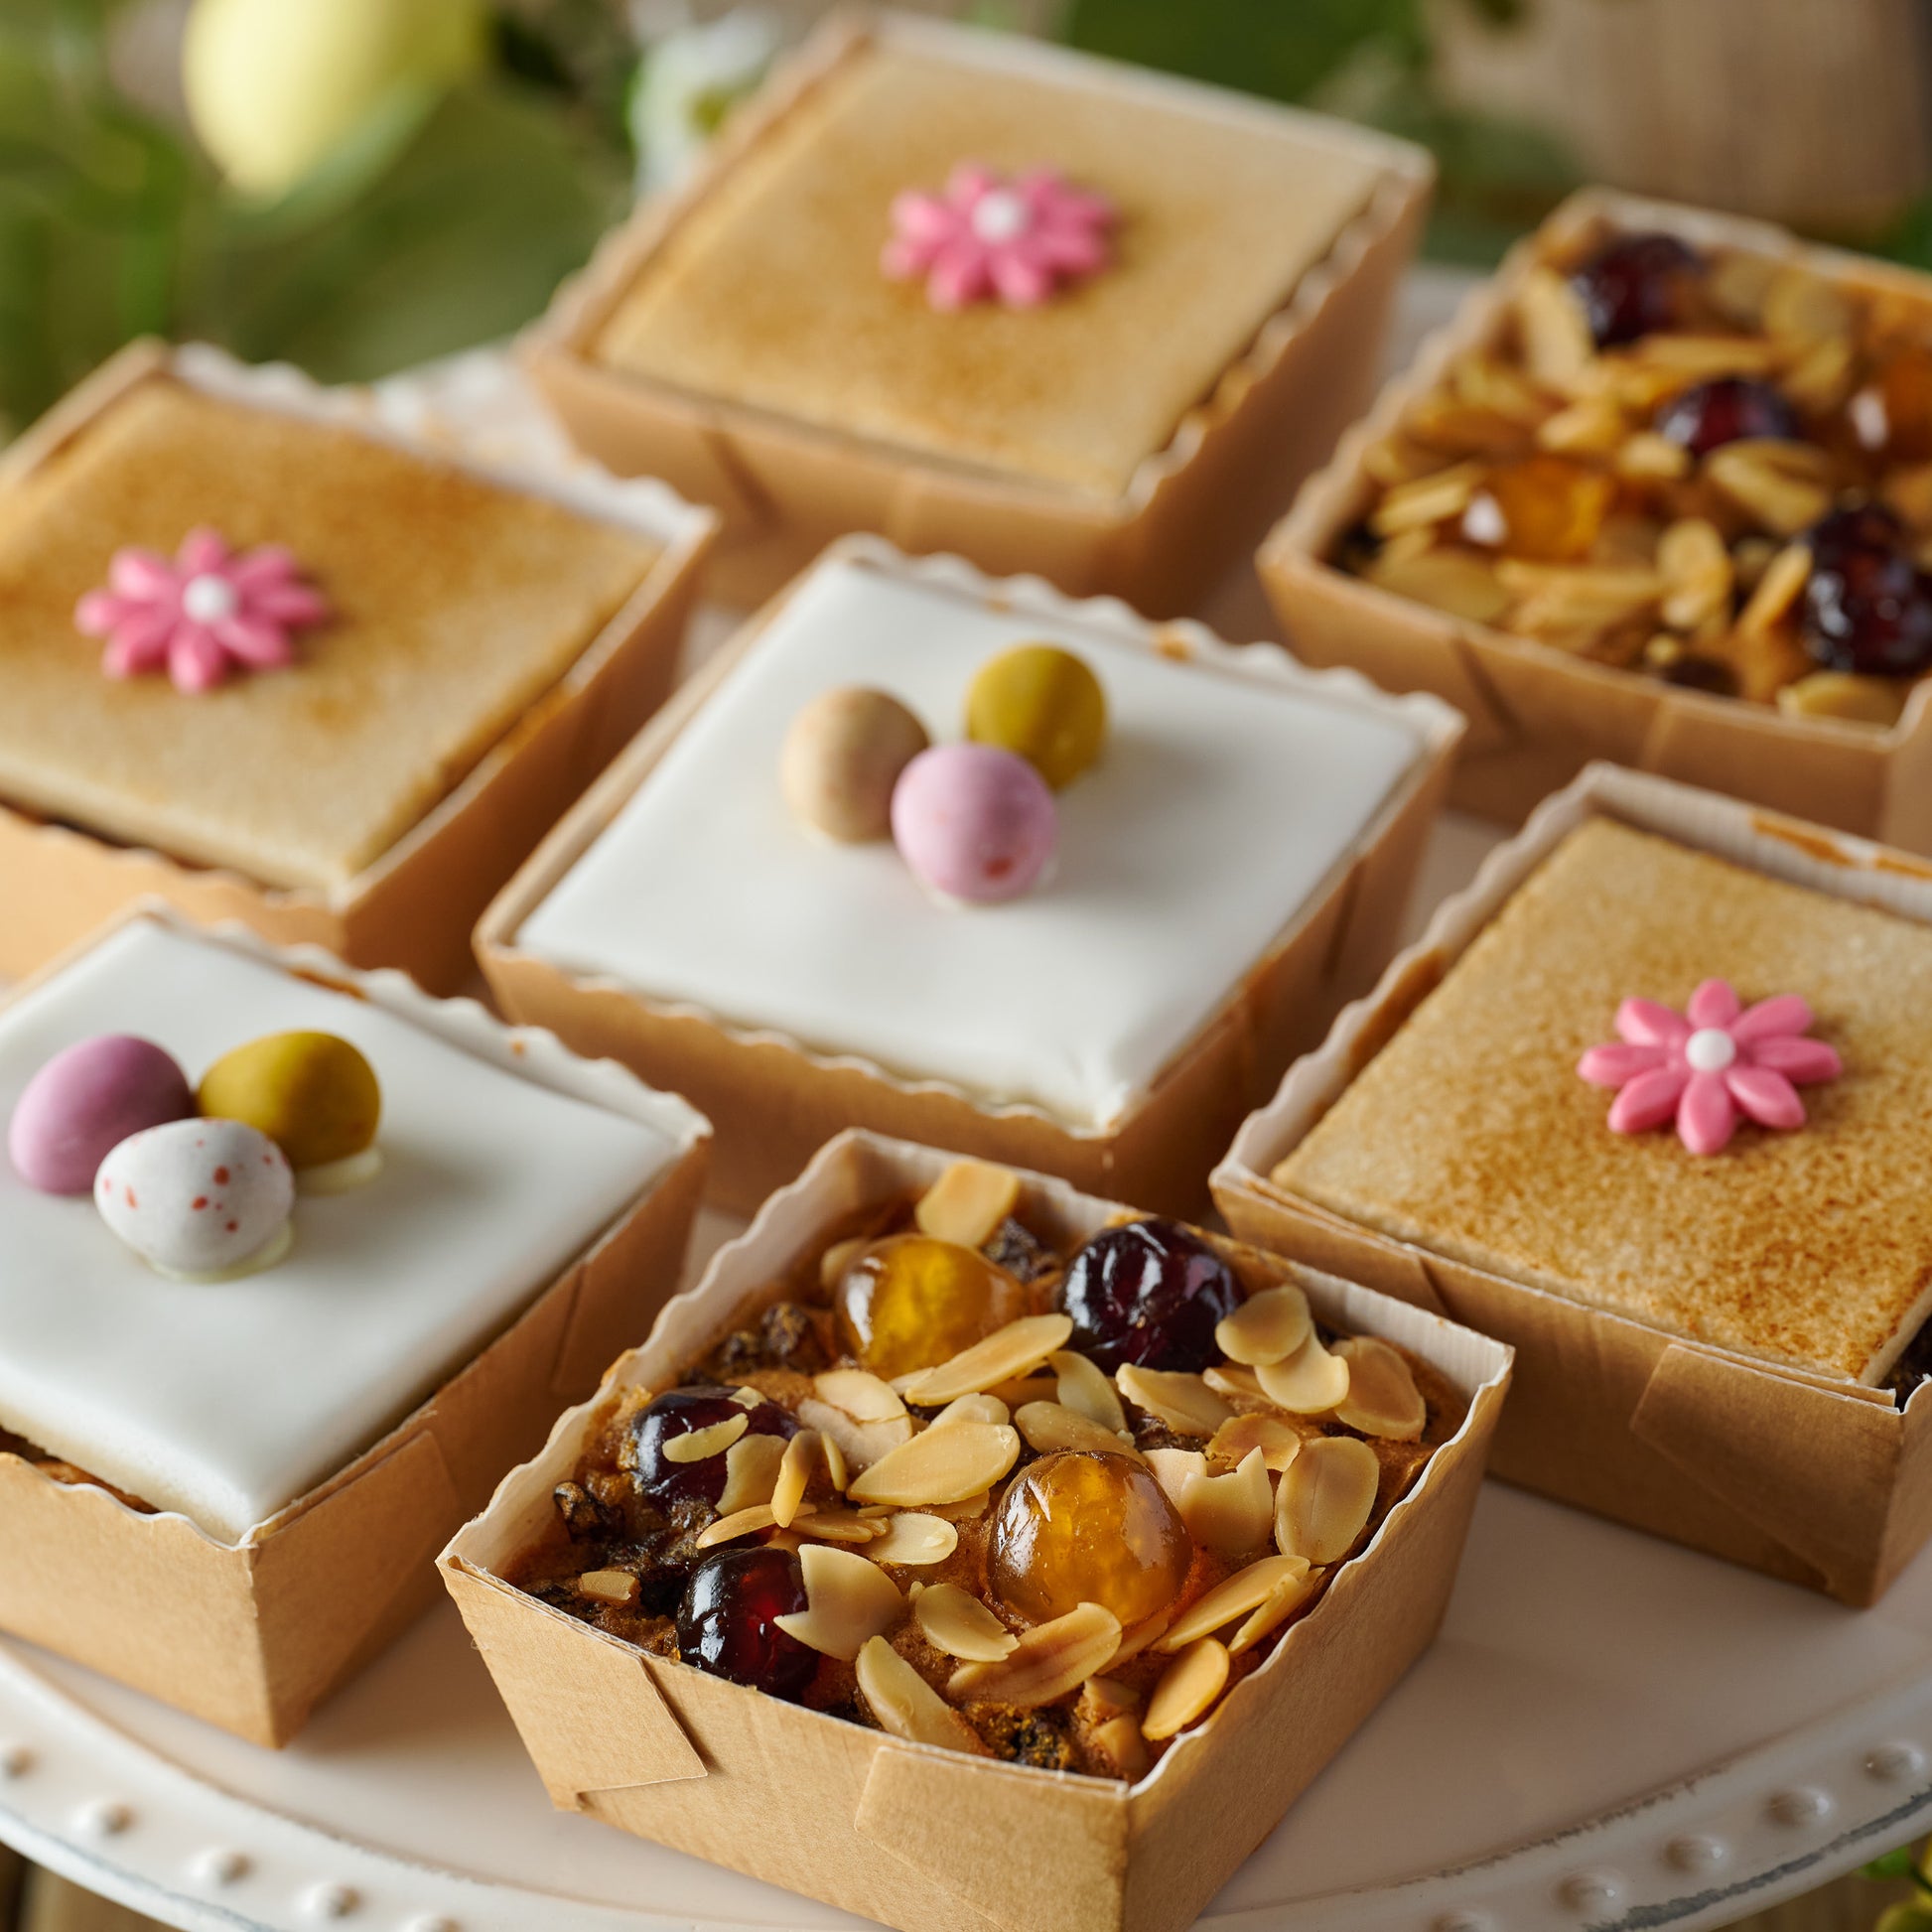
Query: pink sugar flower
[[1578, 978, 1843, 1156], [75, 527, 331, 695], [883, 163, 1115, 312]]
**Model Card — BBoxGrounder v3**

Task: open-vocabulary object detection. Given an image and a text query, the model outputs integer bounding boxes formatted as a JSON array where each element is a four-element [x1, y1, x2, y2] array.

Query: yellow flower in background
[[183, 0, 488, 198]]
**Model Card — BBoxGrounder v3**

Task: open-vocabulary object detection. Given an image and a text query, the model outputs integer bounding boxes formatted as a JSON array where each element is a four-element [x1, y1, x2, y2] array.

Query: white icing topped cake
[[0, 921, 680, 1541], [516, 555, 1423, 1127]]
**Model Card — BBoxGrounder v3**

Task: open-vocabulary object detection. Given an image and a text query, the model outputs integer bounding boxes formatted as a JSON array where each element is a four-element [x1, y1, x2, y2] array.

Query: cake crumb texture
[[1276, 818, 1932, 1383]]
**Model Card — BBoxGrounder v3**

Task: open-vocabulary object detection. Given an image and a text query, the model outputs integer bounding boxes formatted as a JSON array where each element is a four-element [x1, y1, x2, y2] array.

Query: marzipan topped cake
[[1275, 817, 1932, 1385]]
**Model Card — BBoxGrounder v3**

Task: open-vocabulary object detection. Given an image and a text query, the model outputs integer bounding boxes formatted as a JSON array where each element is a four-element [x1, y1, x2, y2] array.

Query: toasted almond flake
[[696, 1501, 812, 1550], [1628, 333, 1783, 378], [914, 1583, 1018, 1662], [772, 1429, 824, 1528], [1736, 540, 1812, 635], [1707, 443, 1832, 537], [1016, 1400, 1142, 1461], [1145, 1447, 1207, 1507], [914, 1160, 1023, 1249], [792, 1397, 912, 1475], [1177, 1448, 1275, 1558], [1228, 1569, 1322, 1656], [1615, 432, 1691, 482], [1214, 1284, 1313, 1367], [1142, 1639, 1230, 1742], [1276, 1436, 1380, 1567], [822, 1430, 849, 1491], [813, 1368, 906, 1425], [1204, 1363, 1265, 1403], [1208, 1411, 1306, 1474], [1116, 1366, 1233, 1438], [903, 1315, 1074, 1407], [576, 1568, 638, 1605], [1256, 1332, 1351, 1415], [926, 1392, 1011, 1430], [1536, 396, 1627, 457], [1764, 267, 1853, 346], [792, 1508, 885, 1545], [730, 1386, 764, 1409], [1082, 1675, 1140, 1719], [867, 1512, 959, 1567], [856, 1635, 984, 1755], [848, 1422, 1022, 1507], [928, 1489, 991, 1521], [1369, 463, 1482, 537], [1364, 545, 1513, 625], [1783, 335, 1856, 414], [772, 1543, 904, 1661], [1658, 518, 1733, 631], [1777, 671, 1907, 726], [819, 1234, 870, 1293], [662, 1413, 748, 1463], [948, 1601, 1121, 1708], [1334, 1337, 1427, 1441], [1159, 1555, 1311, 1652], [1515, 266, 1594, 390], [989, 1372, 1061, 1410], [1092, 1713, 1152, 1781], [716, 1432, 787, 1515], [1049, 1349, 1127, 1432]]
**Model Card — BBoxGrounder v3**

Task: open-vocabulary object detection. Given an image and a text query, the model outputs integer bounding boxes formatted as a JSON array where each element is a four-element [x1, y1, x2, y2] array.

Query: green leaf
[[1873, 1902, 1932, 1932], [1867, 1848, 1926, 1881]]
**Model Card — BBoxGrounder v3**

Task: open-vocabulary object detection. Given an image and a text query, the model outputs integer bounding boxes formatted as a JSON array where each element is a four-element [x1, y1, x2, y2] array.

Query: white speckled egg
[[95, 1118, 296, 1282]]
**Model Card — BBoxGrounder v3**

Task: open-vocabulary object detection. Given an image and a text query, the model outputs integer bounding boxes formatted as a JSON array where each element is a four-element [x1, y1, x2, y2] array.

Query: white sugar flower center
[[970, 190, 1032, 244], [1686, 1028, 1737, 1073], [181, 574, 238, 624]]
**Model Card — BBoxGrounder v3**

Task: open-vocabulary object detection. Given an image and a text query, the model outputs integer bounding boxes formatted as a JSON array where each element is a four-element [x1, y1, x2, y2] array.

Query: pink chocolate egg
[[8, 1035, 196, 1195], [891, 744, 1057, 904]]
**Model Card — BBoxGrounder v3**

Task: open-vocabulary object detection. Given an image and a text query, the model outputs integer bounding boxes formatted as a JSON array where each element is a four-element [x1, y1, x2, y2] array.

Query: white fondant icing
[[0, 922, 678, 1541], [295, 1147, 384, 1196], [517, 557, 1422, 1127]]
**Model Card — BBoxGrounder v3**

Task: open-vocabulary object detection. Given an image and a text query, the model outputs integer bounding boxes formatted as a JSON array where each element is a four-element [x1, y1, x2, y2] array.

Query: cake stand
[[6, 280, 1931, 1932]]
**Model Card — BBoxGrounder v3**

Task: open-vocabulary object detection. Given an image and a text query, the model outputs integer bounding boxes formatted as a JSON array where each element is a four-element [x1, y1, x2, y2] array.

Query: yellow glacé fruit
[[966, 643, 1107, 790], [835, 1234, 1029, 1379], [199, 1032, 380, 1171]]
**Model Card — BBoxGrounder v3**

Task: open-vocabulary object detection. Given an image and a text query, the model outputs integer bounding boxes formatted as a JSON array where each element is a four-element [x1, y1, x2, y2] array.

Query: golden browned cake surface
[[1275, 819, 1932, 1384], [0, 379, 659, 890], [595, 42, 1386, 497]]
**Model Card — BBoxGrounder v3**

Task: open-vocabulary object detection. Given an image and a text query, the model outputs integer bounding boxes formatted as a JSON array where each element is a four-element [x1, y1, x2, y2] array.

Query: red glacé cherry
[[1057, 1219, 1241, 1374], [1653, 376, 1798, 458], [1799, 504, 1932, 677], [621, 1386, 797, 1509], [1570, 231, 1703, 346], [676, 1547, 817, 1699]]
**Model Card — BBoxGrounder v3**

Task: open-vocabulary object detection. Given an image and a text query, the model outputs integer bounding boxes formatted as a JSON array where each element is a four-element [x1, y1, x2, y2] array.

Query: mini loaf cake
[[595, 36, 1387, 499], [0, 919, 679, 1540], [506, 1158, 1461, 1780], [1275, 817, 1932, 1386], [0, 375, 660, 891]]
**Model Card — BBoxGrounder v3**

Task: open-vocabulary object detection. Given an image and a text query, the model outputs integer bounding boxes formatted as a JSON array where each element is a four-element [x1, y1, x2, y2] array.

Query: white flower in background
[[626, 8, 780, 197], [183, 0, 487, 199]]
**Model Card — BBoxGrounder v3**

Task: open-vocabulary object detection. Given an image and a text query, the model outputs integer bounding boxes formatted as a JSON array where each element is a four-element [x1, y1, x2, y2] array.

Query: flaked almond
[[1777, 670, 1907, 726], [1091, 1713, 1152, 1781], [716, 1432, 788, 1515], [1256, 1332, 1350, 1415], [1177, 1448, 1275, 1558], [1334, 1337, 1426, 1441], [1081, 1675, 1140, 1720], [1515, 265, 1594, 390], [819, 1234, 870, 1293], [989, 1372, 1060, 1410], [1145, 1447, 1207, 1507], [914, 1160, 1022, 1249], [1142, 1639, 1229, 1742], [662, 1413, 748, 1463], [926, 1392, 1010, 1430], [1159, 1555, 1311, 1652], [1707, 442, 1832, 537], [1614, 432, 1691, 482], [1536, 396, 1627, 457], [1764, 266, 1854, 346], [914, 1583, 1018, 1662], [1369, 462, 1482, 537], [1229, 1568, 1322, 1656], [1364, 546, 1512, 626], [1214, 1283, 1312, 1367], [1049, 1349, 1127, 1433], [856, 1635, 984, 1755], [1208, 1411, 1305, 1473], [848, 1422, 1021, 1507], [772, 1429, 831, 1528], [1276, 1435, 1380, 1566], [696, 1501, 810, 1550], [1736, 539, 1812, 635], [773, 1543, 903, 1661], [902, 1315, 1073, 1407], [1203, 1363, 1265, 1404], [1116, 1366, 1232, 1438], [793, 1396, 912, 1475], [867, 1512, 959, 1567], [1111, 1608, 1174, 1669], [813, 1368, 906, 1425], [792, 1509, 883, 1545], [928, 1488, 991, 1521], [1017, 1401, 1141, 1461], [948, 1601, 1121, 1708], [730, 1386, 765, 1409], [576, 1568, 638, 1606]]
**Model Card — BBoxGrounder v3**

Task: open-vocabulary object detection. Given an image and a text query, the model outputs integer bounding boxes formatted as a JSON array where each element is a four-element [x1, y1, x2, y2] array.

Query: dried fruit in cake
[[1798, 503, 1932, 677], [621, 1386, 800, 1509], [7, 1035, 195, 1195], [198, 1032, 382, 1193], [891, 743, 1058, 903], [1653, 376, 1799, 457], [835, 1234, 1030, 1379], [1460, 456, 1613, 562], [780, 686, 930, 843], [965, 643, 1107, 789], [675, 1547, 818, 1700], [1058, 1219, 1242, 1373], [1569, 229, 1704, 345], [94, 1117, 295, 1281]]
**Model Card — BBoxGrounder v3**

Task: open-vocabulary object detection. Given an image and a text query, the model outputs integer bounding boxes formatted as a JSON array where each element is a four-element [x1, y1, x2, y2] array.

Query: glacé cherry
[[1569, 231, 1702, 346], [621, 1385, 797, 1509], [1653, 376, 1798, 457], [1057, 1219, 1241, 1373], [675, 1547, 817, 1700], [1798, 504, 1932, 677]]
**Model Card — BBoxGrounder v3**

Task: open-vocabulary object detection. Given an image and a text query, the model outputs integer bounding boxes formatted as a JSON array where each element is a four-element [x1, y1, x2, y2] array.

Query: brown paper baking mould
[[0, 908, 712, 1745], [0, 341, 719, 995], [1258, 187, 1932, 853], [1213, 762, 1932, 1605], [441, 1129, 1512, 1932], [475, 536, 1464, 1219], [522, 9, 1435, 618]]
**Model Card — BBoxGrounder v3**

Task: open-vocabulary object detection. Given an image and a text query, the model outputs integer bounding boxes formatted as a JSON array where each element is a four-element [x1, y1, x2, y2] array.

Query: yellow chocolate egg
[[198, 1033, 380, 1184], [835, 1234, 1029, 1379], [781, 686, 930, 842], [965, 643, 1107, 789]]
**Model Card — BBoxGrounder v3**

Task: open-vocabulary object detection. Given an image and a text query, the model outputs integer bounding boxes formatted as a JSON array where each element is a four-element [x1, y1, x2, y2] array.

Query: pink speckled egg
[[95, 1118, 295, 1281], [891, 744, 1058, 904], [8, 1035, 195, 1195]]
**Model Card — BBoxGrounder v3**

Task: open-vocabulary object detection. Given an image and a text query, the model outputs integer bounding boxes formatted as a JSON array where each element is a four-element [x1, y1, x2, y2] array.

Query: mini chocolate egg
[[891, 744, 1057, 904], [95, 1118, 295, 1282], [780, 686, 930, 842], [7, 1035, 195, 1195], [965, 643, 1106, 789], [198, 1032, 381, 1192]]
